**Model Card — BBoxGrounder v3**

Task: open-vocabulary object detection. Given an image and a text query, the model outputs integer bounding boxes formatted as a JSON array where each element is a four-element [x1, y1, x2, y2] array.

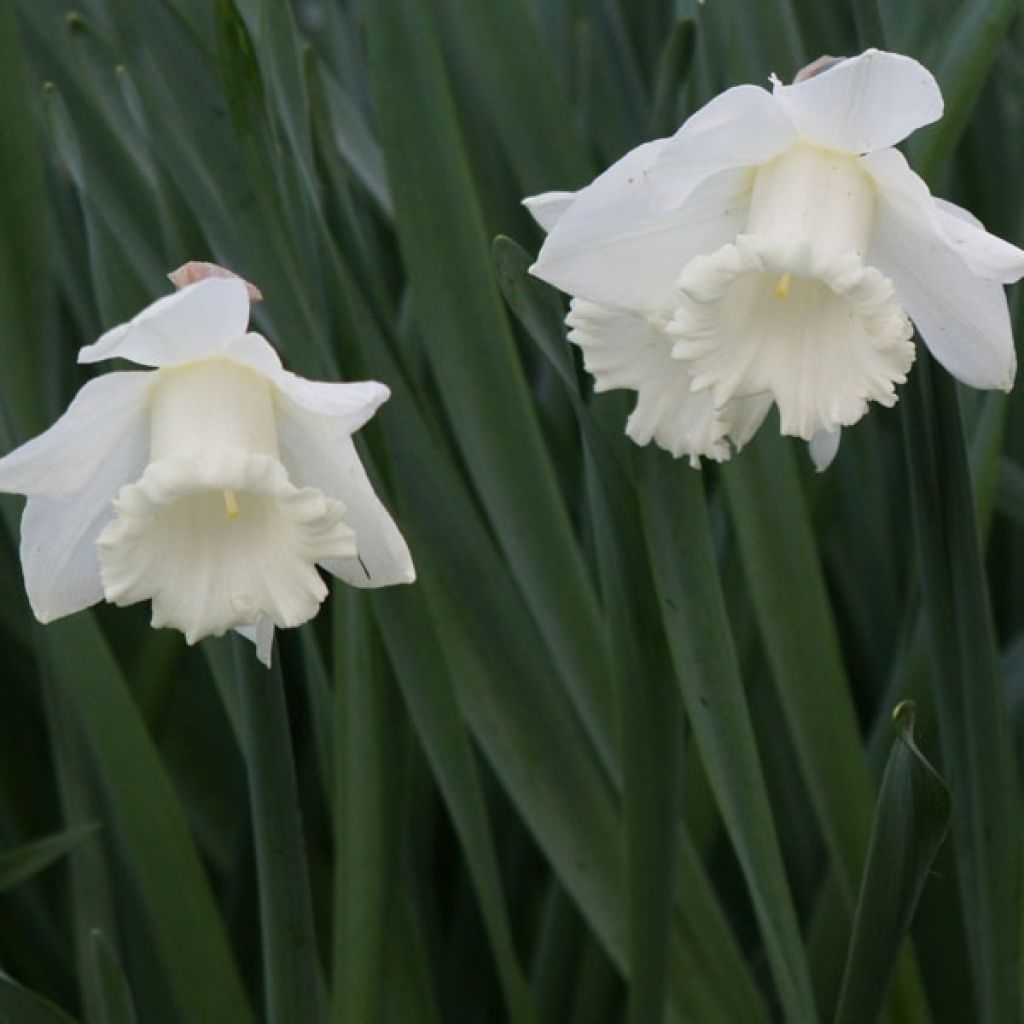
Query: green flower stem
[[235, 645, 326, 1024]]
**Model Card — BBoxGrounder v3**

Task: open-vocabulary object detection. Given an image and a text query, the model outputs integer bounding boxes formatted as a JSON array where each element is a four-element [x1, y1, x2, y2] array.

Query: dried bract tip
[[168, 261, 263, 302], [793, 55, 846, 83]]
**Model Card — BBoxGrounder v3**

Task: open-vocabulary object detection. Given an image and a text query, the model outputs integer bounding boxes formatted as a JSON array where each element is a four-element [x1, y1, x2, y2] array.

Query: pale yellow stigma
[[773, 272, 792, 299], [223, 489, 240, 520]]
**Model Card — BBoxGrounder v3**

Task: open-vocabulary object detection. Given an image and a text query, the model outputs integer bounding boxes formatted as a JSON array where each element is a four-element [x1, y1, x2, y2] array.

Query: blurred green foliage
[[0, 0, 1020, 1022]]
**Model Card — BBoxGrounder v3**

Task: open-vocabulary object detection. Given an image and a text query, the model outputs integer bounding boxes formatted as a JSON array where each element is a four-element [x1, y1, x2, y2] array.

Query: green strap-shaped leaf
[[424, 0, 591, 192], [307, 62, 392, 216], [231, 646, 327, 1024], [900, 354, 1021, 1020], [366, 398, 758, 1020], [0, 0, 52, 440], [37, 671, 121, 1024], [297, 628, 336, 809], [495, 234, 801, 1022], [0, 824, 99, 894], [641, 454, 819, 1023], [0, 978, 78, 1024], [494, 232, 684, 1024], [365, 0, 616, 772], [330, 593, 402, 1024], [581, 391, 682, 1024], [651, 18, 697, 136], [317, 232, 632, 1007], [833, 702, 951, 1024], [383, 885, 443, 1024], [722, 435, 876, 905], [850, 1, 887, 48], [371, 583, 537, 1024], [86, 931, 139, 1024], [691, 0, 804, 92], [40, 616, 254, 1024], [913, 0, 1020, 179], [725, 433, 930, 1024], [311, 146, 765, 1020]]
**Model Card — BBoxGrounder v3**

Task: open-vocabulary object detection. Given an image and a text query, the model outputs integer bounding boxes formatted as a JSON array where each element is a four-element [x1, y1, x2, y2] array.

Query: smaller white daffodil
[[526, 49, 1024, 469], [0, 276, 415, 664]]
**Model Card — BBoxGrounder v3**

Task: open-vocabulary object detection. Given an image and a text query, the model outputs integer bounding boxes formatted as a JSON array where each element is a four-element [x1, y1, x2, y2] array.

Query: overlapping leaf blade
[[834, 702, 951, 1024], [0, 825, 100, 894]]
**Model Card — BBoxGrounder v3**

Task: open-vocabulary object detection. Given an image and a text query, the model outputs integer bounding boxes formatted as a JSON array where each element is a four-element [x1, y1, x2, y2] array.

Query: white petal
[[540, 139, 668, 223], [808, 428, 841, 472], [272, 378, 391, 446], [566, 299, 768, 462], [728, 393, 774, 450], [932, 198, 1024, 283], [522, 191, 576, 232], [236, 616, 275, 667], [647, 84, 798, 207], [933, 197, 983, 229], [275, 398, 415, 587], [864, 149, 1017, 390], [273, 376, 390, 434], [221, 332, 286, 377], [865, 152, 1024, 281], [220, 331, 391, 436], [0, 372, 152, 499], [671, 236, 915, 439], [19, 420, 149, 622], [773, 49, 943, 153], [98, 450, 356, 643], [533, 165, 753, 311], [78, 278, 251, 367]]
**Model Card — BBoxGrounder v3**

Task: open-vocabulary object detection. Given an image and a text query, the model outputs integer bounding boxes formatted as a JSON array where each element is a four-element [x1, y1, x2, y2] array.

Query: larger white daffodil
[[0, 277, 415, 664], [526, 49, 1024, 468]]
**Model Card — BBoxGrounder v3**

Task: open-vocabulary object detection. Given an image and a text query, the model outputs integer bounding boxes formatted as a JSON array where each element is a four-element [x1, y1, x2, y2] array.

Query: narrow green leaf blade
[[365, 0, 615, 766], [581, 436, 680, 1024], [834, 701, 951, 1024], [372, 584, 537, 1024], [0, 978, 78, 1024], [651, 18, 697, 136], [86, 931, 139, 1024], [495, 233, 681, 1019], [231, 646, 326, 1024], [901, 354, 1021, 1020], [0, 0, 52, 438], [722, 434, 876, 904], [640, 456, 818, 1023], [0, 824, 100, 894], [331, 593, 399, 1024], [491, 236, 577, 390], [914, 0, 1019, 179], [496, 233, 811, 1022], [426, 0, 591, 191], [41, 616, 254, 1024]]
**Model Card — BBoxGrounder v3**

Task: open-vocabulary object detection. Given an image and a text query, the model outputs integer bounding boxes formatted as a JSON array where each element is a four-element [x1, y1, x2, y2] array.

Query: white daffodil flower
[[0, 277, 415, 664], [526, 49, 1024, 469]]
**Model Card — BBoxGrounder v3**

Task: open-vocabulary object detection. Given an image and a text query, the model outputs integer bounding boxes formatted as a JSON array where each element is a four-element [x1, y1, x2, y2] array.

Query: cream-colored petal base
[[97, 449, 355, 643]]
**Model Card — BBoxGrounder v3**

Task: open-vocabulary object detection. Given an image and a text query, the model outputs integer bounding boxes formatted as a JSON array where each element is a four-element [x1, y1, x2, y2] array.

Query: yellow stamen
[[773, 272, 792, 299], [223, 489, 240, 520]]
